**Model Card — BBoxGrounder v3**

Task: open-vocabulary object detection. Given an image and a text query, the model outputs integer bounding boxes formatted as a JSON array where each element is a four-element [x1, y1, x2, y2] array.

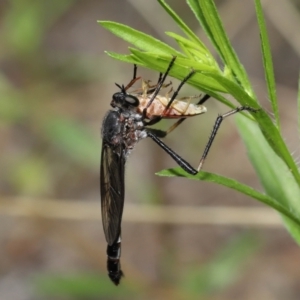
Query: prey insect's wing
[[100, 143, 125, 246], [137, 94, 207, 119], [157, 96, 207, 117]]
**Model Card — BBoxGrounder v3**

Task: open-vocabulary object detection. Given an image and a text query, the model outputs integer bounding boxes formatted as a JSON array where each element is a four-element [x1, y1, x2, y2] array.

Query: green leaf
[[104, 51, 249, 116], [257, 113, 300, 187], [237, 115, 300, 209], [186, 0, 216, 51], [187, 0, 254, 96], [158, 0, 206, 48], [98, 21, 184, 57], [236, 114, 300, 243], [253, 111, 300, 186], [165, 32, 212, 62], [205, 72, 300, 186], [298, 73, 300, 135], [202, 72, 259, 107], [129, 49, 227, 93], [105, 51, 143, 65], [157, 168, 300, 228], [255, 0, 279, 127]]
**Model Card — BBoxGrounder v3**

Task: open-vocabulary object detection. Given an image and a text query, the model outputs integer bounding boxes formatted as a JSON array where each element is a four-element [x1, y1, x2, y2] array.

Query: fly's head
[[111, 83, 140, 111]]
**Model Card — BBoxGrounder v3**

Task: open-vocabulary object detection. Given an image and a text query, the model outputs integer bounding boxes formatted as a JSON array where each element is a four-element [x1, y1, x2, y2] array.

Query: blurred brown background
[[1, 0, 300, 299]]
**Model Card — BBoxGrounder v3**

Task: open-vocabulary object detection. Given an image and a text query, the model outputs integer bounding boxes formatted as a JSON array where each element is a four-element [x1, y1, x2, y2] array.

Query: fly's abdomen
[[106, 237, 123, 285]]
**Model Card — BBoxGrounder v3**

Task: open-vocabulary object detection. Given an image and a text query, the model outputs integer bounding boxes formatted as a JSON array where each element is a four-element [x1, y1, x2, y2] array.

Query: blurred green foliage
[[180, 233, 259, 297], [3, 0, 75, 58], [0, 0, 272, 298], [32, 233, 259, 299], [0, 0, 100, 197], [34, 273, 141, 299]]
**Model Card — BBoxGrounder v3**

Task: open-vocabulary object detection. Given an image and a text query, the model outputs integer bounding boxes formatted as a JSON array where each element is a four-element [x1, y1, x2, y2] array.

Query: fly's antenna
[[115, 83, 127, 94]]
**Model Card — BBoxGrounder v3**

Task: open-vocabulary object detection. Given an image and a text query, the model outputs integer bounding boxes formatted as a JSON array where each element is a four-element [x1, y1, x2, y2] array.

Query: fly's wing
[[100, 143, 125, 246]]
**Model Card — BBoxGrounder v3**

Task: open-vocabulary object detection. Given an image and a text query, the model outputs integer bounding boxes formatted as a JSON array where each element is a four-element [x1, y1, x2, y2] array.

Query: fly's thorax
[[122, 110, 147, 151], [101, 106, 146, 151]]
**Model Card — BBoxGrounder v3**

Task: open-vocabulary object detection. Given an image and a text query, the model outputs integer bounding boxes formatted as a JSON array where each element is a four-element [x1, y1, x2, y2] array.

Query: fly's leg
[[124, 64, 140, 90], [147, 106, 259, 173], [146, 130, 197, 175], [164, 94, 212, 134], [196, 106, 259, 171], [144, 66, 196, 126], [142, 56, 177, 119]]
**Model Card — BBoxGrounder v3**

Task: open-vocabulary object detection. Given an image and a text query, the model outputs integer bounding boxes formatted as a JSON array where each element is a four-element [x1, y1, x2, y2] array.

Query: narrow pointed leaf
[[205, 73, 300, 185], [98, 21, 184, 56], [105, 51, 143, 65], [157, 168, 300, 228], [186, 0, 216, 51], [129, 49, 227, 92], [165, 32, 208, 57], [298, 74, 300, 136], [187, 0, 253, 96], [255, 0, 279, 126], [158, 0, 206, 49], [236, 114, 300, 243]]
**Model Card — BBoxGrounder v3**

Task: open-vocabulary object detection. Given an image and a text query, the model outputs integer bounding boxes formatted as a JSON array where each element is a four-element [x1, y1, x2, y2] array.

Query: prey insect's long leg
[[197, 106, 259, 171]]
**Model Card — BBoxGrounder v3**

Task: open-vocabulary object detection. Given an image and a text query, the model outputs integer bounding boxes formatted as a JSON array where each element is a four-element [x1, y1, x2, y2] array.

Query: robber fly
[[100, 56, 257, 285]]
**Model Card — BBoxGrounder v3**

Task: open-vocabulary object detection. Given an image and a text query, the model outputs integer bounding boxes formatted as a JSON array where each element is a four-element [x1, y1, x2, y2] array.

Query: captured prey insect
[[100, 57, 257, 285], [135, 78, 207, 119]]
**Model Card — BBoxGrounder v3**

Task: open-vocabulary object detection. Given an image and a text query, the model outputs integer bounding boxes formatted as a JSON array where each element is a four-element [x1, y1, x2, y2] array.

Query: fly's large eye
[[124, 95, 139, 107], [111, 92, 139, 108]]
